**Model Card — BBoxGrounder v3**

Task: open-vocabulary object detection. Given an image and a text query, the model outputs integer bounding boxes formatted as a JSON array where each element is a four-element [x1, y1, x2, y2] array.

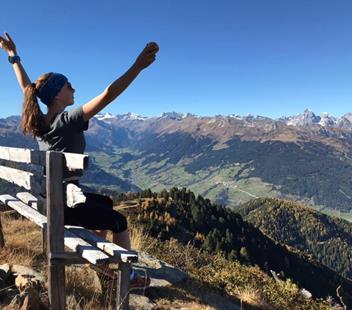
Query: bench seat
[[0, 193, 138, 265]]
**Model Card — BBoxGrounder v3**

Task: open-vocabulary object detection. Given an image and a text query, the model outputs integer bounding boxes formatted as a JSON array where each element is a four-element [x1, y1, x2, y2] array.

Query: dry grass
[[0, 213, 240, 310], [0, 212, 43, 267], [234, 286, 265, 309], [128, 222, 157, 253]]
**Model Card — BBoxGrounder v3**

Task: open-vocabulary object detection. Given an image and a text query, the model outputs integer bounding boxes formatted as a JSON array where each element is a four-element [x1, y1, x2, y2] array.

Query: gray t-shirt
[[36, 105, 89, 181]]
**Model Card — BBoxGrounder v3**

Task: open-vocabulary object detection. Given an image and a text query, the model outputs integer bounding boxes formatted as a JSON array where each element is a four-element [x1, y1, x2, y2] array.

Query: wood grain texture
[[46, 151, 65, 310], [116, 262, 131, 310], [0, 146, 88, 170], [0, 165, 40, 193], [67, 226, 138, 263]]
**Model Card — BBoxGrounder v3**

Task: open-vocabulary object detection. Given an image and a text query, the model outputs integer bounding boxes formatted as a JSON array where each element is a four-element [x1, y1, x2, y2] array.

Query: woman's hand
[[134, 42, 159, 70], [0, 32, 17, 56], [0, 32, 31, 91]]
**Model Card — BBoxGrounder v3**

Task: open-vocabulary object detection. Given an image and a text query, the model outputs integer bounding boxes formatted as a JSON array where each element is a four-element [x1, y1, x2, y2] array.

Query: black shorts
[[63, 181, 128, 233]]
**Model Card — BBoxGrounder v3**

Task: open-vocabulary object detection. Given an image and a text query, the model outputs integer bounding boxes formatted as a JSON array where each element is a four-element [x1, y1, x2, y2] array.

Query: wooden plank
[[0, 195, 46, 227], [49, 252, 87, 265], [67, 226, 139, 263], [16, 191, 45, 215], [15, 191, 46, 215], [64, 229, 115, 264], [16, 192, 38, 210], [116, 262, 131, 310], [46, 151, 65, 310], [0, 146, 89, 170], [0, 195, 117, 265], [63, 152, 89, 170], [0, 146, 40, 164], [0, 165, 40, 193]]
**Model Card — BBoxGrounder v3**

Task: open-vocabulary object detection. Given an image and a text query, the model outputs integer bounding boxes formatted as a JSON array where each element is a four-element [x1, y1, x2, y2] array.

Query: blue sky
[[1, 0, 352, 119]]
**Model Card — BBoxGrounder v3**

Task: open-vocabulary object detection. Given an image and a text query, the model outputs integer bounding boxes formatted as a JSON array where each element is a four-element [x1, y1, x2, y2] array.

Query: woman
[[0, 32, 159, 289]]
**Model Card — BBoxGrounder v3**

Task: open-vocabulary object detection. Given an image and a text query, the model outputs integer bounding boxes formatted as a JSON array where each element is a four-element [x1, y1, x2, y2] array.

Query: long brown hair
[[21, 72, 53, 138]]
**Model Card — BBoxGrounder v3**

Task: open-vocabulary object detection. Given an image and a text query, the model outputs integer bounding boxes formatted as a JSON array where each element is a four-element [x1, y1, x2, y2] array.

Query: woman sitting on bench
[[0, 32, 159, 289]]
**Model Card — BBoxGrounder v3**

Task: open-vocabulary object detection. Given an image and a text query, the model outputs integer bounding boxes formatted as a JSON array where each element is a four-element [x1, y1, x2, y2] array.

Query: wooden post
[[0, 213, 4, 248], [38, 194, 47, 254], [116, 262, 131, 310], [46, 151, 65, 310], [42, 229, 47, 254]]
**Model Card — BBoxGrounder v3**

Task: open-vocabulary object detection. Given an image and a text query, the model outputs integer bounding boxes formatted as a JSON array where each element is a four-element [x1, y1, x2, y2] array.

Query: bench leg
[[41, 228, 47, 254], [116, 262, 131, 310], [0, 214, 4, 248], [48, 258, 65, 310]]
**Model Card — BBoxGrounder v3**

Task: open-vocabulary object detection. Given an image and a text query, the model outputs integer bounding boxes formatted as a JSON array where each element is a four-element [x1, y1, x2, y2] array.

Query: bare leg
[[92, 229, 134, 280], [113, 228, 131, 250]]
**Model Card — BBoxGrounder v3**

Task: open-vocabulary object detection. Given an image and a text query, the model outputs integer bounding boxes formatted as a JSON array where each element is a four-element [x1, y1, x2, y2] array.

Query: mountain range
[[2, 109, 352, 216], [95, 108, 352, 128]]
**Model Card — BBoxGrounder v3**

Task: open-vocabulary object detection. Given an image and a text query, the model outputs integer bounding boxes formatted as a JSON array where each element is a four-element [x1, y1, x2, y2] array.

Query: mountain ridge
[[92, 108, 352, 128], [2, 108, 352, 212]]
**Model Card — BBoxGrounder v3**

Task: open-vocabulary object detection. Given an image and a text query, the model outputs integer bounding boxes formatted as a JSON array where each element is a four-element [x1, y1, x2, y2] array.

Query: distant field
[[87, 150, 280, 208], [87, 150, 352, 223]]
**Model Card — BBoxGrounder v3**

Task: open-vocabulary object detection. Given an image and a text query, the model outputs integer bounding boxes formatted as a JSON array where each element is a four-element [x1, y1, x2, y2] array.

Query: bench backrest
[[0, 146, 89, 194]]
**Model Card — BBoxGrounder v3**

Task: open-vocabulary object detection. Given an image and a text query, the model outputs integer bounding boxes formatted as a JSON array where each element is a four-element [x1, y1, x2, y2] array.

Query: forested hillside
[[123, 187, 352, 301], [238, 197, 352, 280]]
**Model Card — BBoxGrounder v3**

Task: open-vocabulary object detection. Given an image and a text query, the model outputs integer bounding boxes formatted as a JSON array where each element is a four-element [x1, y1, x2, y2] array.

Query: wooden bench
[[0, 146, 138, 310]]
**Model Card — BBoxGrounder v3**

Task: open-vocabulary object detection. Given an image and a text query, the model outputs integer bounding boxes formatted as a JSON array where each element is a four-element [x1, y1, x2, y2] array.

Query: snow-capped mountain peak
[[95, 112, 148, 121], [157, 112, 191, 120], [228, 114, 243, 120], [284, 109, 320, 127], [279, 109, 340, 127], [121, 112, 148, 121], [318, 112, 337, 127], [95, 112, 116, 121]]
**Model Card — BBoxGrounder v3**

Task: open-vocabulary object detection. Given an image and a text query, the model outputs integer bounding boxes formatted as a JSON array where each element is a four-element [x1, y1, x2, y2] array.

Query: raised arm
[[0, 32, 31, 92], [81, 42, 159, 122]]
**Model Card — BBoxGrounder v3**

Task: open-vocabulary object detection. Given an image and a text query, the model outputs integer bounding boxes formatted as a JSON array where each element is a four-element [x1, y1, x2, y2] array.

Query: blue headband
[[37, 73, 68, 105]]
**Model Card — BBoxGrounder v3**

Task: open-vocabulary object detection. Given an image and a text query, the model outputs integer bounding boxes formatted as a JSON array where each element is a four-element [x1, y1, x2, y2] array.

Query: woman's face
[[55, 81, 75, 106]]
